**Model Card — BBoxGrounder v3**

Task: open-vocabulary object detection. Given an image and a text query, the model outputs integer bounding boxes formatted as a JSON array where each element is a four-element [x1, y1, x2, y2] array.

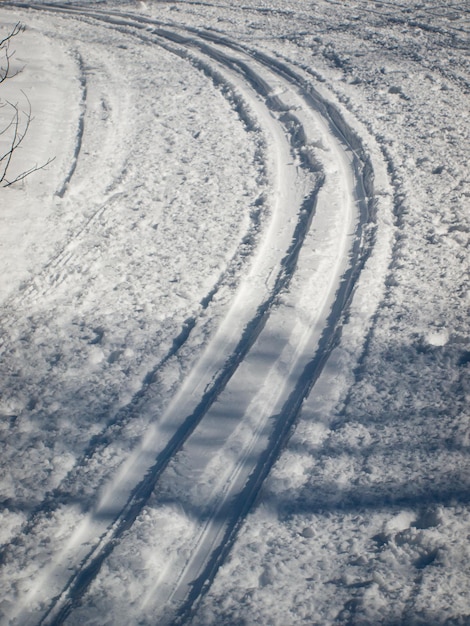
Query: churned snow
[[0, 1, 469, 625]]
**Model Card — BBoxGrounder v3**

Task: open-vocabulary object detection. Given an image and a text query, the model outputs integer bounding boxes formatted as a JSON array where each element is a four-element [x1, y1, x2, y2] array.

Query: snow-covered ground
[[0, 1, 468, 625]]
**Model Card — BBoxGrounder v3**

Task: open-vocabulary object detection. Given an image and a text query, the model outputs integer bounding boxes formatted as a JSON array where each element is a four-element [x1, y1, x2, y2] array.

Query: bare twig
[[0, 24, 55, 187], [0, 22, 25, 83], [0, 22, 23, 48], [0, 95, 32, 184], [2, 156, 56, 187]]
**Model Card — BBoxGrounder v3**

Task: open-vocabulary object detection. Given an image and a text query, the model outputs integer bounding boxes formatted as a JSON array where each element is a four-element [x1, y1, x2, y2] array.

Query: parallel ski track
[[0, 10, 268, 541], [5, 5, 377, 625]]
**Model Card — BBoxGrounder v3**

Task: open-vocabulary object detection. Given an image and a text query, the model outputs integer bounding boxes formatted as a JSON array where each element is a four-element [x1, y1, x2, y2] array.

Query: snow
[[0, 1, 469, 625]]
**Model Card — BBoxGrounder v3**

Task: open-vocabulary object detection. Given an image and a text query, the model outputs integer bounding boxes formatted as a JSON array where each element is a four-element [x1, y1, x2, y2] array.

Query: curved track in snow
[[3, 5, 377, 625]]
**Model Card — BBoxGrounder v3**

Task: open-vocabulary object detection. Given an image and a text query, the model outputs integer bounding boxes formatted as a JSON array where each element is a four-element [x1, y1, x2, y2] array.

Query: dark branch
[[0, 23, 25, 83], [0, 25, 55, 188], [2, 156, 56, 187]]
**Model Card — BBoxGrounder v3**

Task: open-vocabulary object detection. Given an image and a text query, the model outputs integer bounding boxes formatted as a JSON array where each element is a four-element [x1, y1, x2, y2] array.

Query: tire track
[[2, 8, 317, 624], [3, 6, 379, 626], [140, 33, 376, 625], [27, 19, 327, 626], [0, 7, 268, 552]]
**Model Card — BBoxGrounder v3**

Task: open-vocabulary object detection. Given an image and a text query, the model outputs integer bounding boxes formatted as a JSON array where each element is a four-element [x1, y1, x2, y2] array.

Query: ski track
[[0, 41, 131, 348], [3, 5, 380, 625], [55, 50, 87, 200], [0, 10, 269, 536]]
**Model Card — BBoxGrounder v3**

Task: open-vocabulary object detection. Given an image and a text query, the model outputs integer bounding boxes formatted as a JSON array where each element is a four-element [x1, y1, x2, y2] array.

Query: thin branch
[[0, 94, 33, 183], [0, 103, 20, 183], [0, 105, 18, 137], [2, 156, 56, 187], [0, 22, 23, 48], [0, 23, 24, 83], [0, 24, 54, 187]]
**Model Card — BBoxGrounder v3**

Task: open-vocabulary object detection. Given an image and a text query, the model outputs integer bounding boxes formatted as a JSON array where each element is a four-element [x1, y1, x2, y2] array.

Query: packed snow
[[0, 1, 469, 625]]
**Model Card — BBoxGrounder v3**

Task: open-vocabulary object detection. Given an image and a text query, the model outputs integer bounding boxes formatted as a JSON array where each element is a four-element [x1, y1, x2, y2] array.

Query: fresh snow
[[0, 1, 469, 625]]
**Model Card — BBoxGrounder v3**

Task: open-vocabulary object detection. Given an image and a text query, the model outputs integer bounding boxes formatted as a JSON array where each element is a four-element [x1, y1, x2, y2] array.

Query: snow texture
[[0, 1, 468, 625]]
